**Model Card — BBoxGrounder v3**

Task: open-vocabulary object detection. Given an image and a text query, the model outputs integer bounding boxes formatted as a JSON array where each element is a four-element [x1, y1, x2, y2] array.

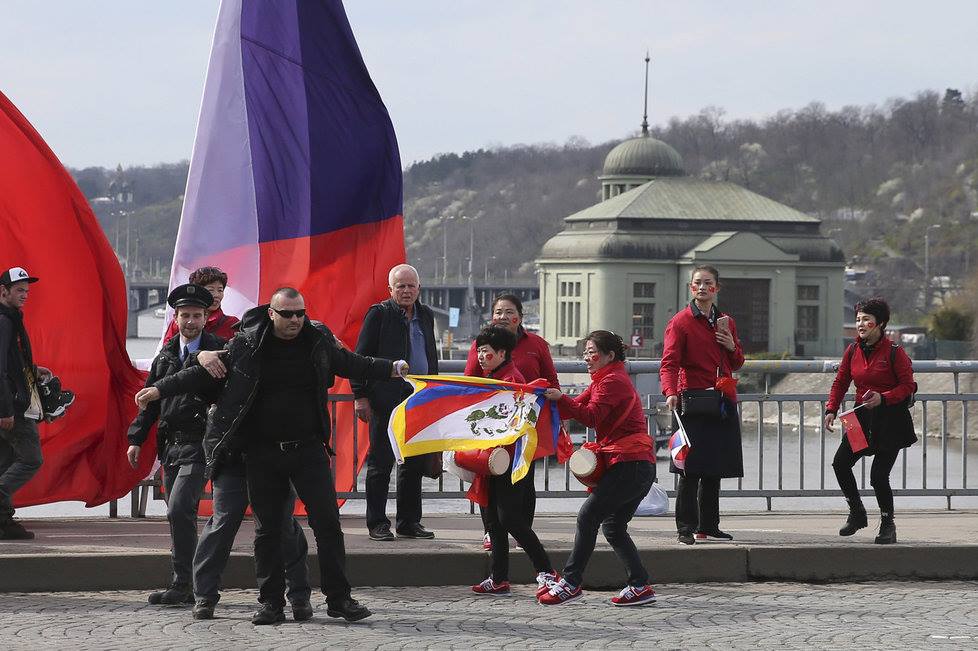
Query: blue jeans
[[0, 417, 42, 521], [193, 470, 311, 605]]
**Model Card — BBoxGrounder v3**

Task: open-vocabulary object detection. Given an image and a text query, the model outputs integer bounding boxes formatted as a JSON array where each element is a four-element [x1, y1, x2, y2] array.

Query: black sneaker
[[192, 600, 216, 620], [291, 598, 314, 621], [40, 380, 75, 419], [396, 524, 435, 539], [0, 519, 34, 540], [148, 584, 194, 605], [252, 604, 286, 625], [695, 529, 734, 542], [326, 597, 372, 622], [368, 524, 395, 541], [677, 532, 695, 545]]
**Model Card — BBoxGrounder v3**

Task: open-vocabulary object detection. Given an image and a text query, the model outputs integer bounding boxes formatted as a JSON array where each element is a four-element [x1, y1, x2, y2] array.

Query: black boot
[[839, 499, 868, 536], [148, 584, 194, 605], [874, 513, 896, 544]]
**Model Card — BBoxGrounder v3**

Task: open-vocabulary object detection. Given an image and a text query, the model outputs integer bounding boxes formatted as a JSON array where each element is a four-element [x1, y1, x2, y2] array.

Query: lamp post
[[924, 224, 941, 309], [484, 256, 496, 282]]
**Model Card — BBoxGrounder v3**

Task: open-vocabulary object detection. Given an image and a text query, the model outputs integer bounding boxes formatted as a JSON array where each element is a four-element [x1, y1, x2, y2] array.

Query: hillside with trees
[[72, 87, 978, 323]]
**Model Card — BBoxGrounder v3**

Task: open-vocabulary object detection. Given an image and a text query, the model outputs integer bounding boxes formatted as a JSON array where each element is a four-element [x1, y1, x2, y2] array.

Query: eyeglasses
[[272, 308, 306, 319]]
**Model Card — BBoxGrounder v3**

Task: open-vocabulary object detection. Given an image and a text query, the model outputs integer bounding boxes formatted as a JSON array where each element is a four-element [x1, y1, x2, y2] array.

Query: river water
[[17, 314, 978, 518]]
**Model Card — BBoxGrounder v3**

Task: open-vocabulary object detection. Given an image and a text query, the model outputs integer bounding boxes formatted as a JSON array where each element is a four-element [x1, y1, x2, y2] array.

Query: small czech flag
[[670, 412, 692, 470]]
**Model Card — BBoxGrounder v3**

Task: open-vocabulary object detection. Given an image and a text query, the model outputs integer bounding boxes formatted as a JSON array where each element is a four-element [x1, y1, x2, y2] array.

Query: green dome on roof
[[602, 135, 685, 178]]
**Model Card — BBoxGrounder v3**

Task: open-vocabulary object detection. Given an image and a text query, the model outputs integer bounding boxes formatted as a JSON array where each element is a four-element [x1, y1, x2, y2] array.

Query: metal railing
[[114, 359, 978, 516]]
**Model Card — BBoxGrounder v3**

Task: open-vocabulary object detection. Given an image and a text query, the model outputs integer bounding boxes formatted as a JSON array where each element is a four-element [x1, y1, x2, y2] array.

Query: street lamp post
[[484, 256, 496, 282], [924, 224, 941, 309]]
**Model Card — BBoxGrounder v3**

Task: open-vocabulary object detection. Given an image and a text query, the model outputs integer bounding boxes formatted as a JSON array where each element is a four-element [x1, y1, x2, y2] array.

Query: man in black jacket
[[126, 284, 225, 605], [136, 287, 406, 624], [0, 267, 48, 540], [353, 264, 439, 542]]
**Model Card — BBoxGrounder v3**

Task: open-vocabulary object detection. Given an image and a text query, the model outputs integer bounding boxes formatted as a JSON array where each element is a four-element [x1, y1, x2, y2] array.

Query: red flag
[[0, 91, 151, 508], [839, 409, 869, 453]]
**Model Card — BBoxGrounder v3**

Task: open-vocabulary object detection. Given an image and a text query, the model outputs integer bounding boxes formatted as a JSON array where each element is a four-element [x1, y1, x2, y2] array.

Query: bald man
[[353, 264, 439, 542]]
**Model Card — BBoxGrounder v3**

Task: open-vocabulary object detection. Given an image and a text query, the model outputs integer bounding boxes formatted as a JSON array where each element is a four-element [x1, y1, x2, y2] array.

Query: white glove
[[393, 360, 410, 378]]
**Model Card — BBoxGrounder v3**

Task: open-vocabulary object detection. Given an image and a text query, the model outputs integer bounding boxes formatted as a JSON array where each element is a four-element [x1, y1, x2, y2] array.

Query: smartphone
[[716, 316, 730, 334]]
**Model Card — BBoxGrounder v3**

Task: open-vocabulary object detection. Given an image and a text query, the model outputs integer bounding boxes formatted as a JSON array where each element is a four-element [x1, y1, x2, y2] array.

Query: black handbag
[[681, 388, 722, 418]]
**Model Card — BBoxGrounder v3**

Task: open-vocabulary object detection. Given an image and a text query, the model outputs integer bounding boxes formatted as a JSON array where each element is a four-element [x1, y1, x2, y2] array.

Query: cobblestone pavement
[[1, 582, 977, 650]]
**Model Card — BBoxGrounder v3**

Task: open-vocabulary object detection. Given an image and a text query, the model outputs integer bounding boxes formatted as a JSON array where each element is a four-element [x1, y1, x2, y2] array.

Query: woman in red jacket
[[539, 331, 656, 607], [468, 325, 558, 598], [465, 293, 559, 549], [824, 298, 916, 544], [660, 265, 745, 545], [163, 266, 240, 342]]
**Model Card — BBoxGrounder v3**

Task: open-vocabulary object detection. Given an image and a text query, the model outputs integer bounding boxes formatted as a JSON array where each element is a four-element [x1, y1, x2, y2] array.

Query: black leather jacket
[[126, 331, 225, 460], [154, 304, 394, 471]]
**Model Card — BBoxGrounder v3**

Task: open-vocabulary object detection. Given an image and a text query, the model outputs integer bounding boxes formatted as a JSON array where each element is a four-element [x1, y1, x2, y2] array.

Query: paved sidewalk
[[1, 582, 977, 649], [1, 511, 977, 591]]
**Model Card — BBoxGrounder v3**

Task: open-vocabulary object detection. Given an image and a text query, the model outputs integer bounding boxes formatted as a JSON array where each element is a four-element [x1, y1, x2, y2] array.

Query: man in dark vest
[[353, 264, 439, 542], [126, 284, 226, 605]]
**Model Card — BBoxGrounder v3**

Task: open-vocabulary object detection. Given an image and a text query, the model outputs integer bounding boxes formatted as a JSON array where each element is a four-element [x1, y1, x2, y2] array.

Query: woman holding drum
[[465, 293, 560, 549], [660, 265, 744, 546], [465, 325, 558, 597], [824, 297, 916, 544], [540, 331, 657, 607]]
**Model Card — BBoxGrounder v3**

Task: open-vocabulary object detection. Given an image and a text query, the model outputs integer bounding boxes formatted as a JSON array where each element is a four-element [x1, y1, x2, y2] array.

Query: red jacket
[[826, 337, 915, 414], [163, 308, 240, 343], [557, 360, 654, 466], [485, 359, 525, 384], [465, 329, 559, 388], [660, 303, 745, 398]]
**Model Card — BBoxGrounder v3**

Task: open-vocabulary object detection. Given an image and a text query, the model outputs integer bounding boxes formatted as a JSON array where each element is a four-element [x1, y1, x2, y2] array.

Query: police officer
[[126, 284, 224, 605]]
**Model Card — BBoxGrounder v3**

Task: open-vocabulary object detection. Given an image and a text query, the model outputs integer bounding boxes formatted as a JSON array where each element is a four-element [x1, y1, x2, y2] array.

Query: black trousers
[[480, 463, 552, 582], [246, 440, 350, 607], [675, 474, 721, 536], [364, 403, 424, 531], [832, 440, 899, 514], [481, 461, 537, 533], [563, 460, 654, 588]]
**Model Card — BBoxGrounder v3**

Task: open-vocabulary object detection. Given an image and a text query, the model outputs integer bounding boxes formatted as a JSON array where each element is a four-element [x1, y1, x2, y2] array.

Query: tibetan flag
[[669, 411, 691, 471], [839, 407, 869, 453], [171, 0, 405, 501], [0, 91, 150, 507], [388, 376, 565, 484]]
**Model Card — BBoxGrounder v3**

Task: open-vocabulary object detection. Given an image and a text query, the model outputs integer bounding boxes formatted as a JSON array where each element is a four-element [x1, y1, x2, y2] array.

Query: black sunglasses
[[271, 308, 306, 319]]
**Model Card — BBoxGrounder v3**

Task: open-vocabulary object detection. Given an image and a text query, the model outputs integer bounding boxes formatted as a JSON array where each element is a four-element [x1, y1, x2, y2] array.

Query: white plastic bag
[[634, 482, 669, 516]]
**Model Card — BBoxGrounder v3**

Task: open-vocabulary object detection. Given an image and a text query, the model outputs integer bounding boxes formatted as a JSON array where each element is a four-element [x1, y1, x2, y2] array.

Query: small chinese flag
[[839, 410, 869, 453]]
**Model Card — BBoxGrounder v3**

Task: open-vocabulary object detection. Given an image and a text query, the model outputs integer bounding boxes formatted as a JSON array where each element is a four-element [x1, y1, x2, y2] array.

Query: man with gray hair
[[353, 264, 439, 541]]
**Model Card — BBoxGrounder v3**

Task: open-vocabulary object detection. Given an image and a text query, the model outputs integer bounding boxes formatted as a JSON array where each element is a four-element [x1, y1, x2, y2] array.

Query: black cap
[[167, 283, 213, 310], [0, 267, 39, 286]]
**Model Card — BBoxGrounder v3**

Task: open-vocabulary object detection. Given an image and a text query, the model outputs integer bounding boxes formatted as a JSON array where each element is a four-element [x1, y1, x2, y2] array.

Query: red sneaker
[[610, 584, 657, 607], [471, 577, 511, 596], [538, 579, 582, 605], [535, 571, 560, 599], [482, 532, 492, 551]]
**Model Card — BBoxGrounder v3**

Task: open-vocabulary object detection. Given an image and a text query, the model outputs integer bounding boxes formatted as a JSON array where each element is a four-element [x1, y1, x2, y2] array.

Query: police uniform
[[127, 284, 224, 605]]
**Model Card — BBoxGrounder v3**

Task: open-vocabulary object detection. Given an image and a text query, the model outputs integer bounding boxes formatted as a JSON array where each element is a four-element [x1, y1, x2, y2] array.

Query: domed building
[[536, 129, 845, 356]]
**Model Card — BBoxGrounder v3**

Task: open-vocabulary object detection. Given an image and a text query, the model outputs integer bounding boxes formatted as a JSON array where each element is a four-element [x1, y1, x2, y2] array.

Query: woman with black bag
[[660, 265, 745, 545], [824, 298, 916, 544]]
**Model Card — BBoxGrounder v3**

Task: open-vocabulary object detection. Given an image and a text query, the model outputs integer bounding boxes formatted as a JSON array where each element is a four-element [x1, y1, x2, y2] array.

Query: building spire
[[641, 51, 650, 136]]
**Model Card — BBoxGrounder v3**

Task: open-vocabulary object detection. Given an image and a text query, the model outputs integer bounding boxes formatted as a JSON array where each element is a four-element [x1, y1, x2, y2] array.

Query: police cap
[[167, 283, 213, 310]]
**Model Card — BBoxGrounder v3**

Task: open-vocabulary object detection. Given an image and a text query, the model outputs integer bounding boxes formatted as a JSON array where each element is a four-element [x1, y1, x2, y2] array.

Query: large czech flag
[[172, 0, 405, 498]]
